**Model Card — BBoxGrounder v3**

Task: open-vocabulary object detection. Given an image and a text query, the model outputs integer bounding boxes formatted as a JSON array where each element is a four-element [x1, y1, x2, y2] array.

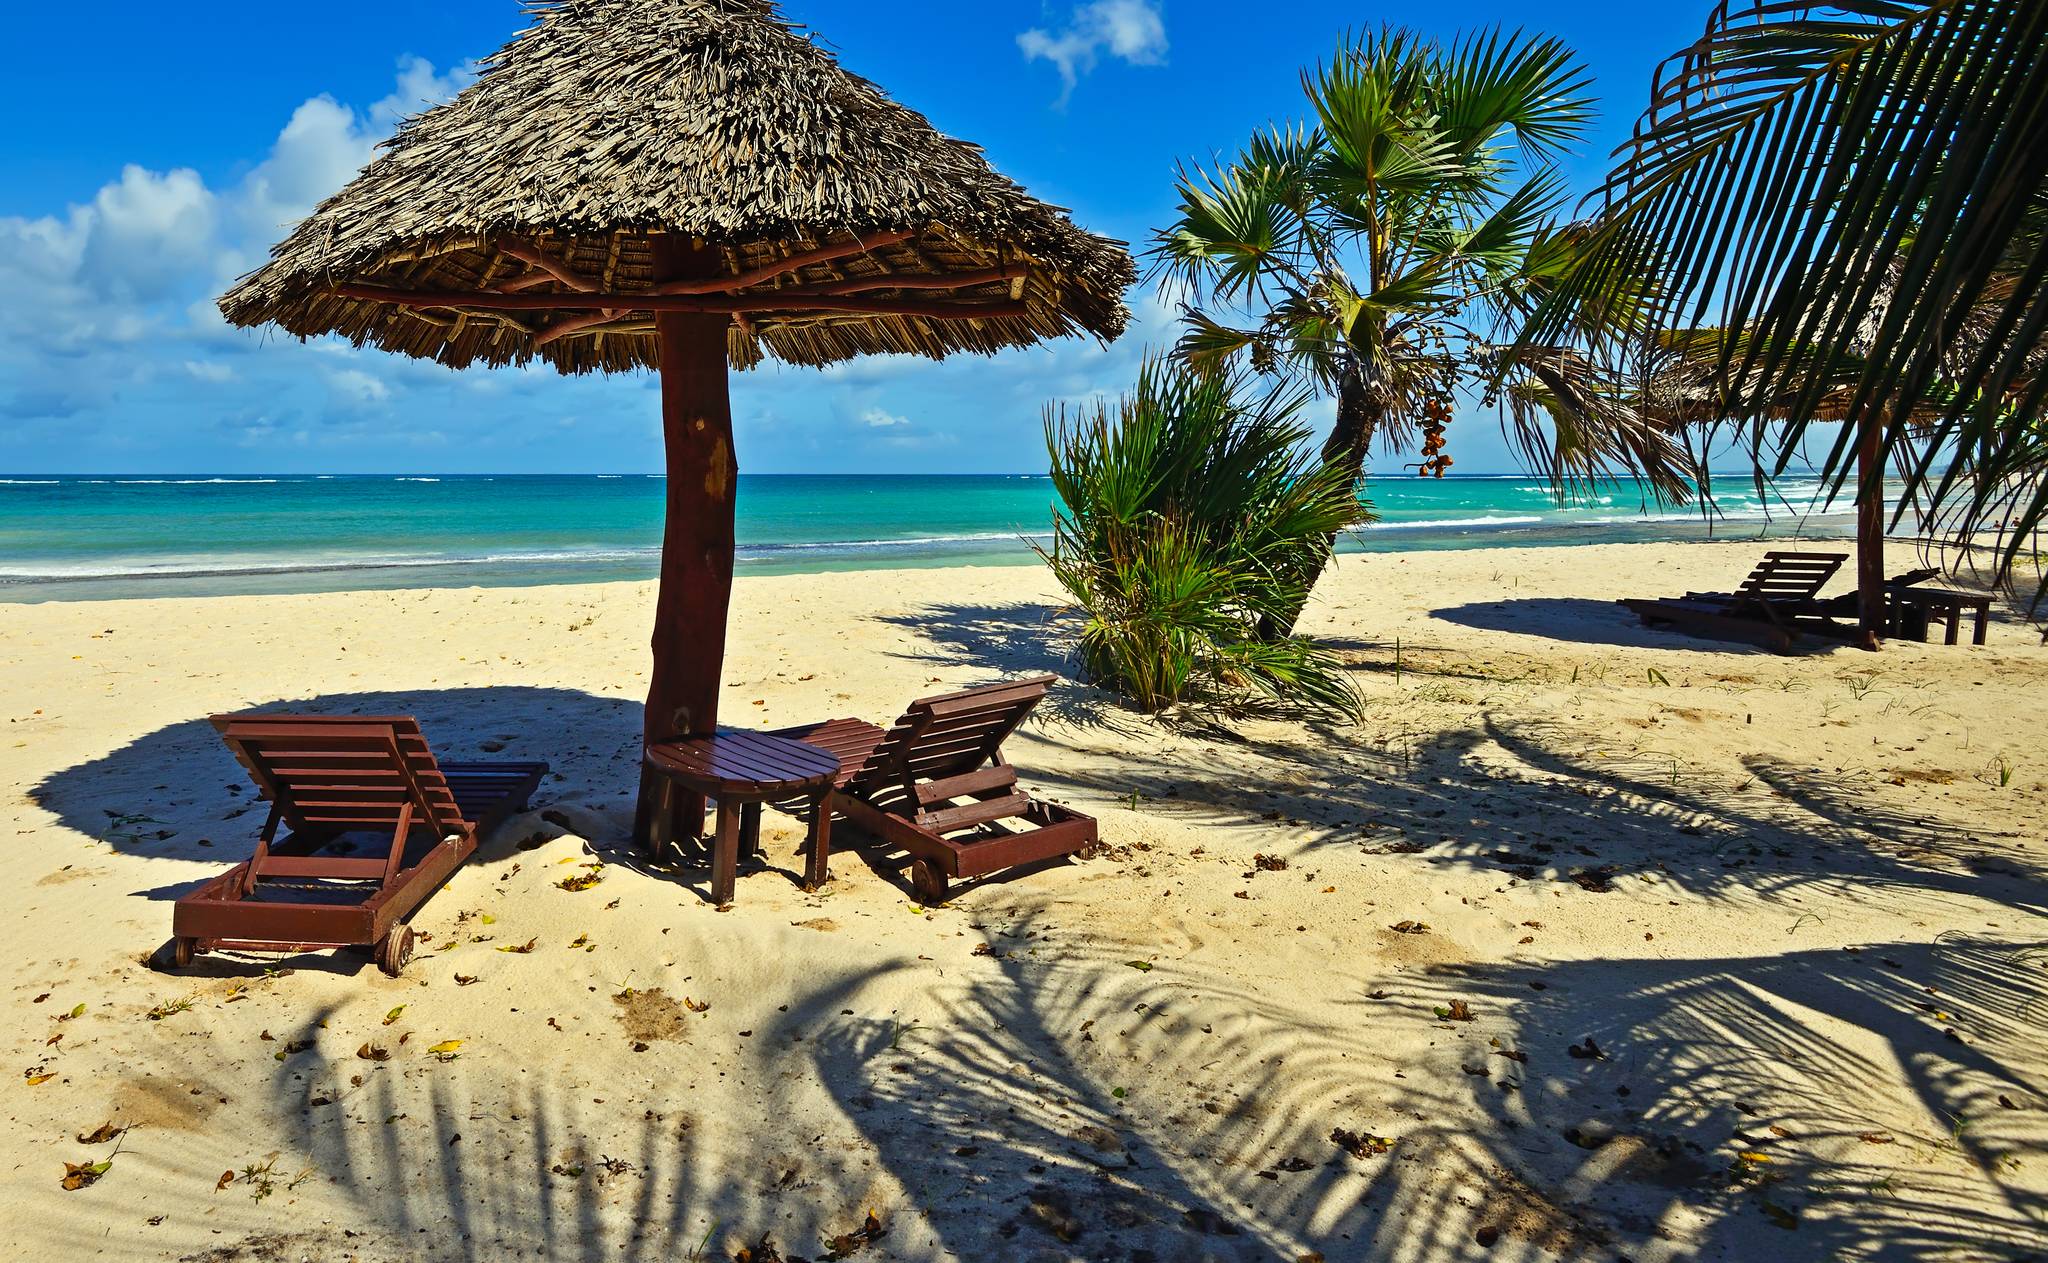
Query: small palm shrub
[[1040, 357, 1374, 717]]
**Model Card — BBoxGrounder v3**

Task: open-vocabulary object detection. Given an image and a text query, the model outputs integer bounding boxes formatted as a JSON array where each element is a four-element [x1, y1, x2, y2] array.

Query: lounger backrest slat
[[1737, 551, 1847, 601], [212, 714, 469, 837], [848, 675, 1054, 795]]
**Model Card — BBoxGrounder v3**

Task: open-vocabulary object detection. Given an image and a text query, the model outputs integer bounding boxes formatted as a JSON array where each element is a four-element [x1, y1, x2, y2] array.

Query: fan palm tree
[[1527, 0, 2048, 620], [1151, 29, 1698, 626]]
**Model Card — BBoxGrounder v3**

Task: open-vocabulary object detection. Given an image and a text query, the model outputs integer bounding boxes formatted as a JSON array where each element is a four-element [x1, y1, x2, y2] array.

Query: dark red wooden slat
[[645, 729, 839, 794], [256, 856, 388, 880], [915, 765, 1018, 805], [284, 792, 448, 809], [910, 675, 1054, 717], [919, 790, 1032, 833]]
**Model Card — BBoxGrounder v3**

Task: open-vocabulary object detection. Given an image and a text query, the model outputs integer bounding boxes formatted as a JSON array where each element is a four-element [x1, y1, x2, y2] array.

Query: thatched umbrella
[[220, 0, 1133, 827], [1636, 319, 1993, 650]]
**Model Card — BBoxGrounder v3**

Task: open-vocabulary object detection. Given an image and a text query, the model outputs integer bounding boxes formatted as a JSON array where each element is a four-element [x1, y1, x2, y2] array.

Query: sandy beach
[[2, 538, 2043, 1262]]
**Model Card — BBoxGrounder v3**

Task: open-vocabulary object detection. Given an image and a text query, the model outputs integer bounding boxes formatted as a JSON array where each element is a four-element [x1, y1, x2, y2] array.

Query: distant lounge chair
[[169, 714, 546, 974], [1620, 552, 1942, 652], [772, 675, 1097, 903], [1620, 550, 1849, 652]]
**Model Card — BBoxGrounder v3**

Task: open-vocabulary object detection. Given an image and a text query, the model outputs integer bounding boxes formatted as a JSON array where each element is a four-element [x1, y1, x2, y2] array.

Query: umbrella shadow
[[30, 686, 642, 875], [1432, 596, 1851, 655]]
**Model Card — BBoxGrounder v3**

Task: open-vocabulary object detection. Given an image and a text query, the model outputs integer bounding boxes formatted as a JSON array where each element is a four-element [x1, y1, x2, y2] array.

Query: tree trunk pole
[[1856, 413, 1886, 652], [1256, 371, 1379, 641], [636, 237, 736, 845]]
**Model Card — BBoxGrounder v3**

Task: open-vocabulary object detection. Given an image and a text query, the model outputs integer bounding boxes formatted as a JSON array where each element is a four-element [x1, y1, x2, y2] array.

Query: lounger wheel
[[375, 927, 415, 977], [910, 859, 949, 906], [163, 936, 196, 970]]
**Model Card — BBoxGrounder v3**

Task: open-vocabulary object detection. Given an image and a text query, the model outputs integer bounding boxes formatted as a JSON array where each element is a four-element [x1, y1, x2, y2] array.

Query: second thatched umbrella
[[221, 0, 1133, 827]]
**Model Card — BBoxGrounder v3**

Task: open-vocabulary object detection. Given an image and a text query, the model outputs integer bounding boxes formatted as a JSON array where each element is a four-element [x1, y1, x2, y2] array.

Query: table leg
[[710, 802, 740, 906], [739, 802, 761, 862], [1944, 608, 1960, 646], [805, 793, 833, 891], [1974, 604, 1988, 645]]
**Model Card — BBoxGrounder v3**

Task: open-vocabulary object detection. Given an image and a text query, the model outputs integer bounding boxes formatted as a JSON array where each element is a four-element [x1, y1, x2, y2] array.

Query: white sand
[[1, 539, 2043, 1262]]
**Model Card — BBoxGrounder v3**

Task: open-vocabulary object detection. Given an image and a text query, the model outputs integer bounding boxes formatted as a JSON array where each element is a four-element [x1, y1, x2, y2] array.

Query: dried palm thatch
[[218, 0, 1134, 373]]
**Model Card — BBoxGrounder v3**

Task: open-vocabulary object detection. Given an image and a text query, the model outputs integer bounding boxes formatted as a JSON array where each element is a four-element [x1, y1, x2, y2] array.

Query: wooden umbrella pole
[[1856, 412, 1886, 651], [637, 238, 737, 847]]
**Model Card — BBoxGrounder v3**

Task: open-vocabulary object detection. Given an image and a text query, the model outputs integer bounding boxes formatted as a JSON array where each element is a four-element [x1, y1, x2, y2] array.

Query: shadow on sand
[[30, 686, 646, 899], [1432, 596, 1857, 654], [24, 644, 2047, 1259]]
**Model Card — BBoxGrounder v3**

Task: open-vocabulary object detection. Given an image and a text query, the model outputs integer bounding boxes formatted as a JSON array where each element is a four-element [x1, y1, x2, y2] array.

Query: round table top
[[644, 727, 841, 796]]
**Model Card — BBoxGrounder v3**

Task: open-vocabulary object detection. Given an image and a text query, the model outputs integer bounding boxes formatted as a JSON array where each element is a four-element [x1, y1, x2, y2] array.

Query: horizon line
[[1, 469, 1829, 480]]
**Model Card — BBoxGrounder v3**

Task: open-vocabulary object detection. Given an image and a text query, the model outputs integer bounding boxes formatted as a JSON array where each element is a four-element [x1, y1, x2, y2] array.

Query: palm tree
[[1526, 0, 2048, 626], [1040, 357, 1371, 717], [1151, 29, 1698, 523]]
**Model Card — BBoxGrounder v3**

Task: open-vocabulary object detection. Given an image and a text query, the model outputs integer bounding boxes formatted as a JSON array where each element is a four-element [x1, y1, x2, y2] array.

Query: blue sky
[[0, 0, 1716, 476]]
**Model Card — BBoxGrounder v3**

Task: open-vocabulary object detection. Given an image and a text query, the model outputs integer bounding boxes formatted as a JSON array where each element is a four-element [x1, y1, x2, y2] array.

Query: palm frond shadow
[[782, 903, 2047, 1261], [1030, 702, 2040, 921], [791, 916, 1484, 1260], [229, 970, 907, 1263], [873, 600, 1140, 733], [1428, 934, 2048, 1261]]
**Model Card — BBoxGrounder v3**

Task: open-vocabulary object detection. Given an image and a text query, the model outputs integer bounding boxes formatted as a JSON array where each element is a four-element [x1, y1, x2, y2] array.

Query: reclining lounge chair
[[773, 675, 1097, 903], [170, 714, 547, 974], [1621, 551, 1943, 652], [1619, 550, 1850, 652]]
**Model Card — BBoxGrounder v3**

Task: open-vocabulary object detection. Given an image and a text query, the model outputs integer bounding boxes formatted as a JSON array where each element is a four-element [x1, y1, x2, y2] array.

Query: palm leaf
[[1528, 0, 2048, 598]]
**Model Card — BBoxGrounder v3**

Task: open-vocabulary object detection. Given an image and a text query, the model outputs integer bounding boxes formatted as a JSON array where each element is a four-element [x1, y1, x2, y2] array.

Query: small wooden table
[[1891, 588, 1992, 646], [634, 729, 841, 904]]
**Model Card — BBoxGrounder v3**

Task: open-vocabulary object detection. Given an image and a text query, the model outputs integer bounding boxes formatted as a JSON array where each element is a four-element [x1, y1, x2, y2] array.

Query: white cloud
[[0, 50, 1166, 475], [326, 367, 392, 406], [373, 55, 476, 131], [1018, 0, 1167, 106], [237, 57, 474, 239], [80, 166, 217, 299], [0, 56, 474, 432]]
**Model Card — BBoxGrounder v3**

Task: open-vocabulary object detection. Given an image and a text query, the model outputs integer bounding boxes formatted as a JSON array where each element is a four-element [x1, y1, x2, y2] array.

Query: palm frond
[[1437, 28, 1598, 158], [1528, 0, 2048, 593], [1041, 356, 1373, 718]]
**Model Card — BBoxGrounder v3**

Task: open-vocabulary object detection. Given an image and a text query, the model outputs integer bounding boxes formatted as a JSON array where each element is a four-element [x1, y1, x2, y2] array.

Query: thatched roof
[[218, 0, 1134, 374]]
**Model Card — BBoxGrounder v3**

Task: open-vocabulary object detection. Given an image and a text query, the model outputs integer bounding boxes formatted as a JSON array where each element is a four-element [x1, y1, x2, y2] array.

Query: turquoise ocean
[[0, 473, 1869, 603]]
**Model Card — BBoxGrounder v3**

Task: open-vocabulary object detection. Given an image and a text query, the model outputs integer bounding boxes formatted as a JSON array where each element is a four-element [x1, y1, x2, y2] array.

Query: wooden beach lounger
[[773, 675, 1097, 904], [1619, 550, 1850, 652], [1621, 551, 1943, 652], [169, 714, 547, 975]]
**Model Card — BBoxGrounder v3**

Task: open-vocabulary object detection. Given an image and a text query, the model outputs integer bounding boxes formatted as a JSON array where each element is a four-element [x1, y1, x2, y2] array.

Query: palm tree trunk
[[1320, 367, 1383, 480], [1257, 371, 1382, 640]]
